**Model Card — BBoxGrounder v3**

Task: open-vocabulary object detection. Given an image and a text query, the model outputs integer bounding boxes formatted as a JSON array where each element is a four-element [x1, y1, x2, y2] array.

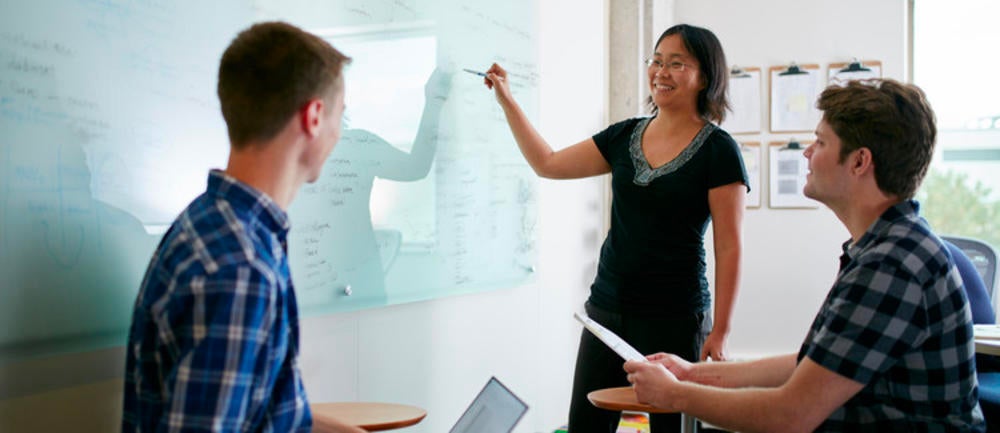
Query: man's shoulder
[[152, 194, 267, 280], [137, 201, 279, 317], [853, 216, 955, 296], [868, 216, 944, 265]]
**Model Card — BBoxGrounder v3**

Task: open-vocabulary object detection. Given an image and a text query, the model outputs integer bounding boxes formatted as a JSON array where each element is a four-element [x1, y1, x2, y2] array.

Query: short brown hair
[[647, 24, 730, 123], [218, 21, 350, 148], [816, 79, 937, 199]]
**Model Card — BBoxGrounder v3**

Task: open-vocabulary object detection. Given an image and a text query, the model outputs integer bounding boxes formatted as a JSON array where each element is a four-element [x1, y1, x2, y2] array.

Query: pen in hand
[[468, 64, 508, 94]]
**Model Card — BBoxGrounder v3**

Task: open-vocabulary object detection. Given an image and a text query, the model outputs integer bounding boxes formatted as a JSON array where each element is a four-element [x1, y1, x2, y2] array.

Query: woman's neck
[[650, 107, 704, 133]]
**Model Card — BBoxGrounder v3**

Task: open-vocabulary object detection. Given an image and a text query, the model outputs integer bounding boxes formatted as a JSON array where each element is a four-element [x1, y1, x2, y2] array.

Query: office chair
[[944, 239, 1000, 431], [942, 235, 999, 302], [946, 239, 997, 325]]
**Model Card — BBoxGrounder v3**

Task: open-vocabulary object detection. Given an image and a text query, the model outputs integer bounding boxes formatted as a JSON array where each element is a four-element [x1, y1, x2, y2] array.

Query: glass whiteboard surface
[[0, 0, 538, 361]]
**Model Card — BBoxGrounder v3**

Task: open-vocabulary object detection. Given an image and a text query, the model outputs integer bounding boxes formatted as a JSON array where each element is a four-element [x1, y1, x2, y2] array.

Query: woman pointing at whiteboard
[[481, 24, 747, 433]]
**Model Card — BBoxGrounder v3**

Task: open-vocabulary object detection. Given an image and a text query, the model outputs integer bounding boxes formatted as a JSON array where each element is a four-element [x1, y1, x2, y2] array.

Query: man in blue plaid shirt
[[122, 22, 363, 433], [625, 79, 985, 432]]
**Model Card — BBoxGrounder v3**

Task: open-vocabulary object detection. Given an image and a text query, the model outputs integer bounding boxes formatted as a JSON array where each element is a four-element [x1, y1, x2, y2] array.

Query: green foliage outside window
[[917, 168, 1000, 249]]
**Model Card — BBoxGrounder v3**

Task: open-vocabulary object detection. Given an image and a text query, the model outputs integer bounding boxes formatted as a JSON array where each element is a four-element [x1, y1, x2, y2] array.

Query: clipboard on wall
[[722, 66, 762, 134], [827, 59, 882, 86], [740, 141, 762, 208], [768, 140, 819, 209], [769, 63, 822, 133]]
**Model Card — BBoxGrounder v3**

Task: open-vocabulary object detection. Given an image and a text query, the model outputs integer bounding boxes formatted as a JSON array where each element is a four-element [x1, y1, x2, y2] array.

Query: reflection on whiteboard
[[768, 142, 819, 208], [336, 28, 439, 243], [289, 27, 444, 307], [0, 0, 240, 362], [284, 5, 540, 314]]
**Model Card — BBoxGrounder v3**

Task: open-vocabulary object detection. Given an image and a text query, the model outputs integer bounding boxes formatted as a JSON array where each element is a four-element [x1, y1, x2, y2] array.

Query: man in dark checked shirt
[[624, 79, 985, 432], [122, 22, 364, 433]]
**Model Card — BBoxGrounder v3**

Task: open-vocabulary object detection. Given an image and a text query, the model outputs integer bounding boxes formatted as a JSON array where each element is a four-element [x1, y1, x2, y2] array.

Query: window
[[913, 0, 1000, 250]]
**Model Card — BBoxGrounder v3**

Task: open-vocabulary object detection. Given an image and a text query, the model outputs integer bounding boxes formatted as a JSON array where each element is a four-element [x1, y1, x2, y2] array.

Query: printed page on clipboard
[[574, 312, 646, 361]]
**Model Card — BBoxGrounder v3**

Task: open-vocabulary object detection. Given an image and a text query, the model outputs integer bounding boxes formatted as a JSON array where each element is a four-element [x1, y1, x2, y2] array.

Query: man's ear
[[852, 147, 874, 175], [300, 98, 324, 138]]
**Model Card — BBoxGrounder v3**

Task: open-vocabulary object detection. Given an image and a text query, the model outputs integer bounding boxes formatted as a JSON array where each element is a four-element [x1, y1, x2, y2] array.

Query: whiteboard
[[0, 0, 539, 361]]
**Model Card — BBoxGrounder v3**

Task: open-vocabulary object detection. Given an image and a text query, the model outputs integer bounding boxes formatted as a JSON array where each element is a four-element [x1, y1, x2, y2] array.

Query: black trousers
[[568, 301, 710, 433]]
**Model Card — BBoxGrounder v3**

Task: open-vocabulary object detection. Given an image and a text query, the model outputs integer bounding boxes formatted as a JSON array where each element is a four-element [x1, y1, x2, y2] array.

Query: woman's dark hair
[[647, 24, 729, 123]]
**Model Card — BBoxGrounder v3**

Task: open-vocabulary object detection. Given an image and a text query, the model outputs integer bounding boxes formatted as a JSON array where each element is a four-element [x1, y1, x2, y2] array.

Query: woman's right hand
[[484, 62, 514, 105]]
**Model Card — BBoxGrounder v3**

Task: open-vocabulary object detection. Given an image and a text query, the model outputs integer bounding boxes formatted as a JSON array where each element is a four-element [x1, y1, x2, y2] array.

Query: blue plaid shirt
[[122, 170, 311, 433], [798, 200, 984, 432]]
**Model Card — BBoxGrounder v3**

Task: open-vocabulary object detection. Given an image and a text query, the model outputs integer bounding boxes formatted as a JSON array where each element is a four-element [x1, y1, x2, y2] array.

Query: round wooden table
[[311, 402, 426, 431], [588, 386, 697, 433], [587, 386, 665, 413]]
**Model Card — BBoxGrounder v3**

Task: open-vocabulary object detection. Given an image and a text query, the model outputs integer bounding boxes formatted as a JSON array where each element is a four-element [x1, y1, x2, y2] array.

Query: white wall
[[0, 1, 607, 432], [663, 0, 909, 357]]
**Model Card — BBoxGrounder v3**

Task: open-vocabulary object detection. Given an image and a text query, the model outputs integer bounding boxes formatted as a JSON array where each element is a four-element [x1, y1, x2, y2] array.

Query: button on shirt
[[798, 200, 984, 432], [122, 170, 311, 432]]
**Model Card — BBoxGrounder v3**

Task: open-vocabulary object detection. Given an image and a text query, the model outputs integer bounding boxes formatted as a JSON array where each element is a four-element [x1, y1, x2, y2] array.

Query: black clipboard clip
[[779, 62, 808, 76], [781, 138, 802, 150], [730, 65, 751, 78], [839, 58, 871, 73]]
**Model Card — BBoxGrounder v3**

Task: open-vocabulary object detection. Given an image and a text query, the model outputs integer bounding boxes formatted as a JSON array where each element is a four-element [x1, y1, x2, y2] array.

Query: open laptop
[[448, 376, 529, 433]]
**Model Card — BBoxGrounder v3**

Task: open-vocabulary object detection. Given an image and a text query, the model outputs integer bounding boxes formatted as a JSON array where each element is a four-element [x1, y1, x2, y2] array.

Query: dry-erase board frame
[[723, 66, 762, 134], [769, 64, 822, 133], [767, 141, 820, 209], [827, 60, 882, 86], [739, 142, 762, 209]]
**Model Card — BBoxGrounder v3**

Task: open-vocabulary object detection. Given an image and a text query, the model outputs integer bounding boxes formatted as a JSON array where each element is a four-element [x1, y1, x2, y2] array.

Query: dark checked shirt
[[798, 200, 984, 432], [122, 170, 311, 433]]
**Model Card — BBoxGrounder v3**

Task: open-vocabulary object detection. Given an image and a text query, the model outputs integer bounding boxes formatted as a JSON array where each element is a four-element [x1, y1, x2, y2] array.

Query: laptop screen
[[449, 377, 529, 433]]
